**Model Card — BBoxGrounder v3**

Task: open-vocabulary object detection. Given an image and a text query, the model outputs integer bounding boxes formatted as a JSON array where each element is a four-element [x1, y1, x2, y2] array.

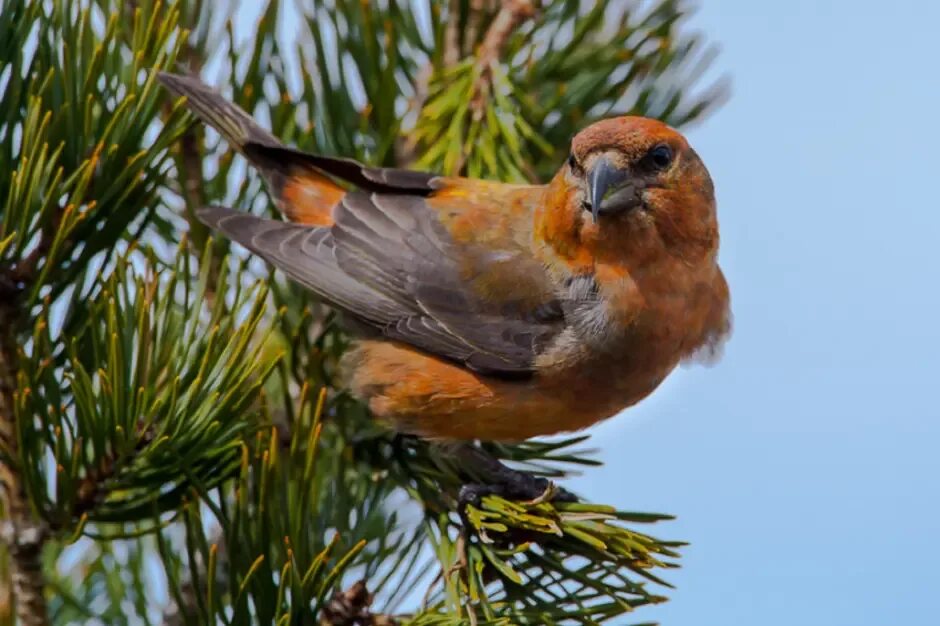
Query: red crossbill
[[159, 73, 731, 443]]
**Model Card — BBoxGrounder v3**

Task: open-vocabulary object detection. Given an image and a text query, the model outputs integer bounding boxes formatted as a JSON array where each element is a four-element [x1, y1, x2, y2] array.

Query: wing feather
[[199, 189, 564, 376]]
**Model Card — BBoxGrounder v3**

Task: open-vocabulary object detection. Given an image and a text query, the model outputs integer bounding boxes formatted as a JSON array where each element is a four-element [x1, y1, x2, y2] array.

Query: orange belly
[[341, 340, 673, 441]]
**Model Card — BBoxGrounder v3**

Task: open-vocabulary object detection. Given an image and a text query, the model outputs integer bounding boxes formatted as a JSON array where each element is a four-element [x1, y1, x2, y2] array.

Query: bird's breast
[[541, 256, 723, 386]]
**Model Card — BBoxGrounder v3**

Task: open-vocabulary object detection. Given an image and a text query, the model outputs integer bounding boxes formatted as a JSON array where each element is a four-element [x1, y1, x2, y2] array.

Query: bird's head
[[561, 116, 718, 259]]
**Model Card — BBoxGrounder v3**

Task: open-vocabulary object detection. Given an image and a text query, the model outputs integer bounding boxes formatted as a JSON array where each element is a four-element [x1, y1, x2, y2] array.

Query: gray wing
[[198, 196, 564, 376]]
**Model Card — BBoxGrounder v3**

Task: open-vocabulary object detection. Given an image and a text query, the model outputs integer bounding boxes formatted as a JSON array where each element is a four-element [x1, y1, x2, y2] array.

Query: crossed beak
[[587, 156, 641, 223]]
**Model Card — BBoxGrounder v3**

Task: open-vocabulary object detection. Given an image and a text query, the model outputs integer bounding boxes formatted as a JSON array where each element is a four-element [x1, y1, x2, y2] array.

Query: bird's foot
[[455, 444, 577, 511], [458, 476, 576, 511]]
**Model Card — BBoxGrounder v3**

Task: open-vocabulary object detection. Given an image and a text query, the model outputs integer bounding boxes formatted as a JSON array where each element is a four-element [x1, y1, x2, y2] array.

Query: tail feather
[[159, 72, 343, 225], [160, 72, 434, 228], [158, 72, 280, 150]]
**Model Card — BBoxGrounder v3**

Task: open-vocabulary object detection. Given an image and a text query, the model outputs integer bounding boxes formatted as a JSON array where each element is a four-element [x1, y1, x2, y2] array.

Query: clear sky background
[[232, 2, 940, 624]]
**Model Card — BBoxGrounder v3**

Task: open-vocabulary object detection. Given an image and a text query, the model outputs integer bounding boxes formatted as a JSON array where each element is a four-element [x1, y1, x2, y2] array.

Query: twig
[[167, 51, 227, 306], [0, 306, 49, 626], [171, 49, 211, 257], [463, 0, 494, 53], [470, 0, 536, 120], [179, 128, 207, 237], [442, 0, 461, 67]]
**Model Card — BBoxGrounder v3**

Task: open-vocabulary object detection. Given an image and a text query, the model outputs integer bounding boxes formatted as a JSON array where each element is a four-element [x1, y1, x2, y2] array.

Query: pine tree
[[0, 1, 726, 624]]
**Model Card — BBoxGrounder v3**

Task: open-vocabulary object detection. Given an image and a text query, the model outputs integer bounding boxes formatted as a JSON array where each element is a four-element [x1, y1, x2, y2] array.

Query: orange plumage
[[160, 73, 731, 442]]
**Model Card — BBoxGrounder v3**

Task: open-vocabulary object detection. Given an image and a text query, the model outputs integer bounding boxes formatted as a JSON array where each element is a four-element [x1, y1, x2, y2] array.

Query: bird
[[158, 72, 731, 450]]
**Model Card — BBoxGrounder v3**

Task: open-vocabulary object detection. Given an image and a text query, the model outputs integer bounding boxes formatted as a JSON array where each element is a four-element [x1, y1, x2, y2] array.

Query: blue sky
[[231, 2, 940, 624]]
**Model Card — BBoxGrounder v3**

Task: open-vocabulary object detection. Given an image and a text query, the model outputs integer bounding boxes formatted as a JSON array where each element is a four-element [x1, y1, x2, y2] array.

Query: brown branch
[[470, 0, 536, 120], [0, 306, 49, 626], [166, 50, 227, 306], [179, 124, 208, 249], [476, 0, 536, 65], [176, 118, 227, 305], [464, 0, 495, 54], [171, 46, 210, 258], [442, 0, 461, 67]]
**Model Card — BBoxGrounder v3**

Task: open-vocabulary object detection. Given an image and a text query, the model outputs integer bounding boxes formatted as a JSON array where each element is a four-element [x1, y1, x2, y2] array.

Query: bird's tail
[[157, 71, 343, 226], [157, 71, 281, 150]]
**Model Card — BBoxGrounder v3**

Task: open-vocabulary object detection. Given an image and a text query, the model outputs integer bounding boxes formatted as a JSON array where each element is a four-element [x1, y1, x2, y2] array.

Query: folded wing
[[199, 192, 564, 377]]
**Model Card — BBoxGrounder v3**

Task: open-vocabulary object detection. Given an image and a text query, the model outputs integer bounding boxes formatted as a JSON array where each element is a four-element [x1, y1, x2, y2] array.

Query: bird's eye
[[645, 143, 674, 171], [567, 153, 579, 171]]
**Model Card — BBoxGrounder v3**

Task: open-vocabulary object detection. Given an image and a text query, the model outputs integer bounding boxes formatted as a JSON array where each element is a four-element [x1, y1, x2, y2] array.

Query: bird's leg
[[454, 443, 577, 509]]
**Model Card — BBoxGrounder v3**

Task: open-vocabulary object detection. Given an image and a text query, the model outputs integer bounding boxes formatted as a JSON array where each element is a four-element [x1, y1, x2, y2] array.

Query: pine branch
[[345, 433, 679, 624], [0, 0, 192, 312], [471, 0, 536, 119], [15, 242, 279, 532]]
